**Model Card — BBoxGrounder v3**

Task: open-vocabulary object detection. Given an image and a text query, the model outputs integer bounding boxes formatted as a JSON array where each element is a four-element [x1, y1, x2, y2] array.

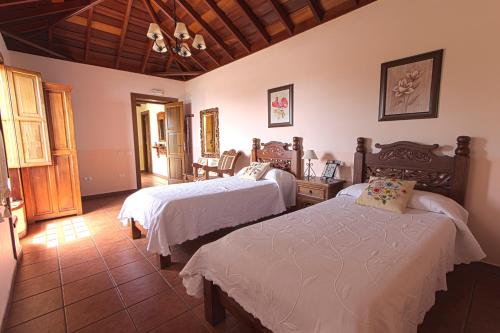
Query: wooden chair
[[192, 149, 240, 181]]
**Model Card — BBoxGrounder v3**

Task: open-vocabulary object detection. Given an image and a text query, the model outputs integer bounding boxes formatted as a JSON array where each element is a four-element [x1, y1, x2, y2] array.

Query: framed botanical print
[[268, 84, 293, 127], [379, 49, 443, 121]]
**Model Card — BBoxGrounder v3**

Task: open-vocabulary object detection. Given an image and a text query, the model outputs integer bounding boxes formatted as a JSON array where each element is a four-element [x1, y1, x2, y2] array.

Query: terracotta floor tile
[[16, 258, 59, 282], [128, 290, 189, 332], [159, 262, 185, 287], [76, 310, 136, 333], [150, 311, 209, 333], [93, 231, 128, 245], [65, 288, 124, 332], [5, 309, 65, 333], [174, 283, 203, 308], [13, 271, 61, 302], [58, 238, 95, 255], [118, 272, 171, 307], [19, 248, 58, 266], [98, 238, 135, 256], [104, 248, 145, 269], [110, 258, 156, 285], [63, 271, 114, 305], [6, 288, 63, 328], [59, 246, 100, 268], [61, 257, 107, 285]]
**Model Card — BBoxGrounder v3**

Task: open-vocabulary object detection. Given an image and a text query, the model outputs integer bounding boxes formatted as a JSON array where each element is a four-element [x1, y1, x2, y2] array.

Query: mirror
[[200, 108, 219, 157], [157, 112, 166, 142]]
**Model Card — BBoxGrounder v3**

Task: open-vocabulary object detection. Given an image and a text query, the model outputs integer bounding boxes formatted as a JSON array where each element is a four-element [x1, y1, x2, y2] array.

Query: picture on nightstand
[[320, 160, 341, 182]]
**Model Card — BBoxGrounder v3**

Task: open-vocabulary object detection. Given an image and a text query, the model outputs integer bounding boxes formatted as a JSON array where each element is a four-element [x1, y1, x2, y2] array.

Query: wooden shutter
[[165, 102, 185, 180], [0, 64, 20, 168]]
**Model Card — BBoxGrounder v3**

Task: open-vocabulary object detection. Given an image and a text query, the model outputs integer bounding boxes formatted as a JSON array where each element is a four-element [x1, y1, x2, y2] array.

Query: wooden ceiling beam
[[49, 0, 107, 28], [0, 30, 70, 60], [141, 39, 154, 73], [0, 0, 91, 25], [115, 0, 134, 68], [0, 0, 43, 8], [84, 8, 93, 63], [306, 0, 323, 23], [153, 71, 203, 76], [202, 0, 251, 53], [268, 0, 294, 35], [233, 0, 270, 45], [151, 0, 220, 66], [164, 52, 174, 72], [176, 0, 235, 60]]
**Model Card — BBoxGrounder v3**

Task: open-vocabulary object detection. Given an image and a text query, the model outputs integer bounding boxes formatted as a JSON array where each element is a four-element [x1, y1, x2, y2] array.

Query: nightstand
[[296, 178, 345, 209]]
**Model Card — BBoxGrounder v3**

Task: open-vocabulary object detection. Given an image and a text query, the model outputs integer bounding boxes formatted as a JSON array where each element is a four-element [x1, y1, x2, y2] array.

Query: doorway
[[130, 93, 190, 189]]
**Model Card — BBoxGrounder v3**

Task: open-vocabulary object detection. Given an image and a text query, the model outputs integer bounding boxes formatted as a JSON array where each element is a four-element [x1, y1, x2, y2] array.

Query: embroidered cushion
[[218, 154, 235, 170], [239, 162, 271, 180], [355, 177, 416, 213]]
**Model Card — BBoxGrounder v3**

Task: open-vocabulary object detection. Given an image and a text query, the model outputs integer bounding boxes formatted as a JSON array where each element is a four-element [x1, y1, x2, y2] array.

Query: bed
[[118, 137, 302, 268], [180, 136, 486, 333]]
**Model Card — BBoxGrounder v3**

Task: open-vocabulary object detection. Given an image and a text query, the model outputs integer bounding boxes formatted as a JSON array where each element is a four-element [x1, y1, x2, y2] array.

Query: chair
[[192, 149, 240, 181]]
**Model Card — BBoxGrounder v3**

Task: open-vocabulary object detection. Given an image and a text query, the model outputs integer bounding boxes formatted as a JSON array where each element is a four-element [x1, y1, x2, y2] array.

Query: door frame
[[131, 93, 177, 189], [140, 111, 153, 173]]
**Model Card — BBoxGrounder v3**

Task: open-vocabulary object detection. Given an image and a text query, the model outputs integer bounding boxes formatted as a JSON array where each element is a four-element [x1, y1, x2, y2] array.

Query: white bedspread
[[118, 175, 294, 256], [180, 195, 485, 333]]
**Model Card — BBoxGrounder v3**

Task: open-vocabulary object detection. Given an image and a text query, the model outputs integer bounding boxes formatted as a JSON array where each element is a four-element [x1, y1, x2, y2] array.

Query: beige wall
[[185, 0, 500, 265], [0, 34, 16, 329], [9, 52, 184, 196]]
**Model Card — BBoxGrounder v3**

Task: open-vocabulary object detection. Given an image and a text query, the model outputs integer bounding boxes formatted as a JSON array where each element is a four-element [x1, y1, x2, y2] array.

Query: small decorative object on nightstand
[[303, 149, 318, 180], [296, 177, 345, 209]]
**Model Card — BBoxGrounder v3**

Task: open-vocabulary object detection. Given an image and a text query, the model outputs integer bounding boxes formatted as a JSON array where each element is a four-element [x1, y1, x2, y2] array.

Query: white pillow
[[239, 162, 271, 180], [337, 183, 367, 198], [408, 190, 469, 224]]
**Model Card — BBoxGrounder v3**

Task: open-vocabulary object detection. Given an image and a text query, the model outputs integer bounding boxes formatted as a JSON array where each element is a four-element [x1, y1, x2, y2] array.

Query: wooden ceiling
[[0, 0, 376, 80]]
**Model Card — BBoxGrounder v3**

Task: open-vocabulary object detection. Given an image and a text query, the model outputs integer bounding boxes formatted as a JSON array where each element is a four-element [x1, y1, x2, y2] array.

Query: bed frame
[[129, 136, 303, 269], [203, 136, 471, 332]]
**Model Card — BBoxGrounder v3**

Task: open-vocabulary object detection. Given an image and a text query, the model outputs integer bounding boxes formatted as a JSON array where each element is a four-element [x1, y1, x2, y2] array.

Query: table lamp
[[303, 150, 318, 180]]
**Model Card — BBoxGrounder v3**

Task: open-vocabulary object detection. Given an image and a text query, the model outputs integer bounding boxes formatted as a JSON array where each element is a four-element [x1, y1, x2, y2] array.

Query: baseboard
[[82, 189, 136, 201]]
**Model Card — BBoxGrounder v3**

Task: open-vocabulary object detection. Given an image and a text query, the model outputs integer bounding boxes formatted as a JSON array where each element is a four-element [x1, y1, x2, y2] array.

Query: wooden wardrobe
[[1, 64, 82, 223]]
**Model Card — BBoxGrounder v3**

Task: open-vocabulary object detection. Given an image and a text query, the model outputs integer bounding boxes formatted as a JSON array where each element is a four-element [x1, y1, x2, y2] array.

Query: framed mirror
[[157, 112, 166, 142], [200, 108, 219, 158]]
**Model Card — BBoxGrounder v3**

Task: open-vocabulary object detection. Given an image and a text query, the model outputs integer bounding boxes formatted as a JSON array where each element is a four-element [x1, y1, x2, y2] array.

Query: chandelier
[[146, 0, 206, 57]]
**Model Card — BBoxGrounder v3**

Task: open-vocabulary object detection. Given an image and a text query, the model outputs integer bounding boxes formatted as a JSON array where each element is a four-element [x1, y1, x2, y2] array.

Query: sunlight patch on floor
[[29, 217, 91, 249]]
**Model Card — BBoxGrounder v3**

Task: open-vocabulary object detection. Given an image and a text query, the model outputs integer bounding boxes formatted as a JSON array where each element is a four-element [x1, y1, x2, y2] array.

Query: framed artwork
[[320, 160, 341, 182], [268, 84, 293, 127], [379, 49, 443, 121]]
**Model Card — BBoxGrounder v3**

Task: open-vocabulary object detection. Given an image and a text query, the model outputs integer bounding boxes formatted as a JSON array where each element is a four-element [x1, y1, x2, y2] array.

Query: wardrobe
[[0, 64, 82, 225]]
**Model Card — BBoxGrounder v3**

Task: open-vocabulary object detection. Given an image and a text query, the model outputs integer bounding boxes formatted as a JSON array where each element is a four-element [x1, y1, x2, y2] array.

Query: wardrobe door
[[23, 83, 82, 222], [5, 66, 52, 167]]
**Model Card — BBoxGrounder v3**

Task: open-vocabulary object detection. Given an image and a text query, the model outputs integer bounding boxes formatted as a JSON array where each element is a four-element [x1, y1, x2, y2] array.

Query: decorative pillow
[[355, 177, 416, 213], [239, 162, 271, 180]]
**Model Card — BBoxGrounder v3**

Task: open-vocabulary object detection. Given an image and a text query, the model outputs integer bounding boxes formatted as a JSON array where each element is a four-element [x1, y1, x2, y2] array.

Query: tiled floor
[[141, 173, 170, 188], [4, 193, 500, 333]]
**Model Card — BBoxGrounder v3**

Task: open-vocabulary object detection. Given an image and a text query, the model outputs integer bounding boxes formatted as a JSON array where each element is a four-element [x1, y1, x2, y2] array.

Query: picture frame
[[379, 49, 443, 121], [268, 84, 293, 127], [320, 160, 341, 182]]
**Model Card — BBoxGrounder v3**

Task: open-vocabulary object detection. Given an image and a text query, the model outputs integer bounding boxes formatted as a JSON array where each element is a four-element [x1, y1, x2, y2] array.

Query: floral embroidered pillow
[[355, 177, 416, 213], [239, 162, 271, 180]]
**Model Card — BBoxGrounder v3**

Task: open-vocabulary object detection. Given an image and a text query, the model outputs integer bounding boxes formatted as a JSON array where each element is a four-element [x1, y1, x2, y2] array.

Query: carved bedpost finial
[[252, 138, 260, 150], [455, 136, 471, 156], [356, 137, 366, 153], [292, 137, 301, 151]]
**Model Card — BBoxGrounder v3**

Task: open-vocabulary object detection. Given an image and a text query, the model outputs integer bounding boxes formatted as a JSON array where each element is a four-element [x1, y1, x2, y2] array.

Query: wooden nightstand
[[296, 178, 345, 209]]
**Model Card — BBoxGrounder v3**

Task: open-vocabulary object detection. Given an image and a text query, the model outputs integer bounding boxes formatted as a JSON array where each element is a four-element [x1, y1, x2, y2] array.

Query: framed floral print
[[268, 84, 293, 127], [379, 49, 443, 121]]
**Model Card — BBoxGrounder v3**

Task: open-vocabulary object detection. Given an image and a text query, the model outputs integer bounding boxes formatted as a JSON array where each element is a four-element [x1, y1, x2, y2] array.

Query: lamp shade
[[152, 39, 168, 53], [192, 34, 206, 50], [147, 23, 163, 40], [303, 150, 318, 160], [174, 22, 190, 40], [177, 43, 192, 57]]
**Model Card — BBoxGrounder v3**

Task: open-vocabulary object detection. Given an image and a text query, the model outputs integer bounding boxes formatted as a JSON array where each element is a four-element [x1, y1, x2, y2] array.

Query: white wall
[[0, 34, 16, 330], [9, 52, 184, 196], [185, 0, 500, 265]]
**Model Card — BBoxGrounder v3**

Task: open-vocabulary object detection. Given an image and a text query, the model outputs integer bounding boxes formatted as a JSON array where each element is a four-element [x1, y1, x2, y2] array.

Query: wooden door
[[141, 112, 152, 173], [165, 102, 185, 180], [22, 82, 82, 222], [5, 66, 51, 167]]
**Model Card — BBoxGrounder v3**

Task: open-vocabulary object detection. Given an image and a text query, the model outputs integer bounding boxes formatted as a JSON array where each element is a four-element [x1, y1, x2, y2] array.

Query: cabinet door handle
[[308, 189, 312, 194]]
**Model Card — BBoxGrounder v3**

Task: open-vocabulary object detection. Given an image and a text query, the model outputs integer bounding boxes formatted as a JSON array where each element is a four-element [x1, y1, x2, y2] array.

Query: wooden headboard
[[353, 136, 471, 205], [251, 137, 302, 179]]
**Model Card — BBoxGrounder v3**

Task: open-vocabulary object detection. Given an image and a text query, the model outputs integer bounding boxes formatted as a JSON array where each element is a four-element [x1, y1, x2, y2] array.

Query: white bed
[[118, 169, 296, 256], [180, 185, 485, 333]]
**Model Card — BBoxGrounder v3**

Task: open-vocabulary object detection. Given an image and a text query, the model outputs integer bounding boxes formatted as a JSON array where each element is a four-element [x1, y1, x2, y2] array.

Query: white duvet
[[118, 171, 296, 256], [180, 186, 485, 333]]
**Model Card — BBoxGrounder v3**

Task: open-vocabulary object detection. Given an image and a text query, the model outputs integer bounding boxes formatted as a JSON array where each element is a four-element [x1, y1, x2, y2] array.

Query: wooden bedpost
[[292, 136, 302, 179], [251, 138, 260, 162], [353, 137, 366, 184], [451, 136, 471, 206], [204, 278, 226, 326], [130, 218, 142, 240], [159, 254, 171, 269]]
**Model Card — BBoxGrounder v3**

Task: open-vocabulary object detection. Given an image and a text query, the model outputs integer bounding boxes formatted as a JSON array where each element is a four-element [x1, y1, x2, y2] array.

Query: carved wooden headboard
[[251, 137, 302, 179], [353, 136, 471, 205]]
